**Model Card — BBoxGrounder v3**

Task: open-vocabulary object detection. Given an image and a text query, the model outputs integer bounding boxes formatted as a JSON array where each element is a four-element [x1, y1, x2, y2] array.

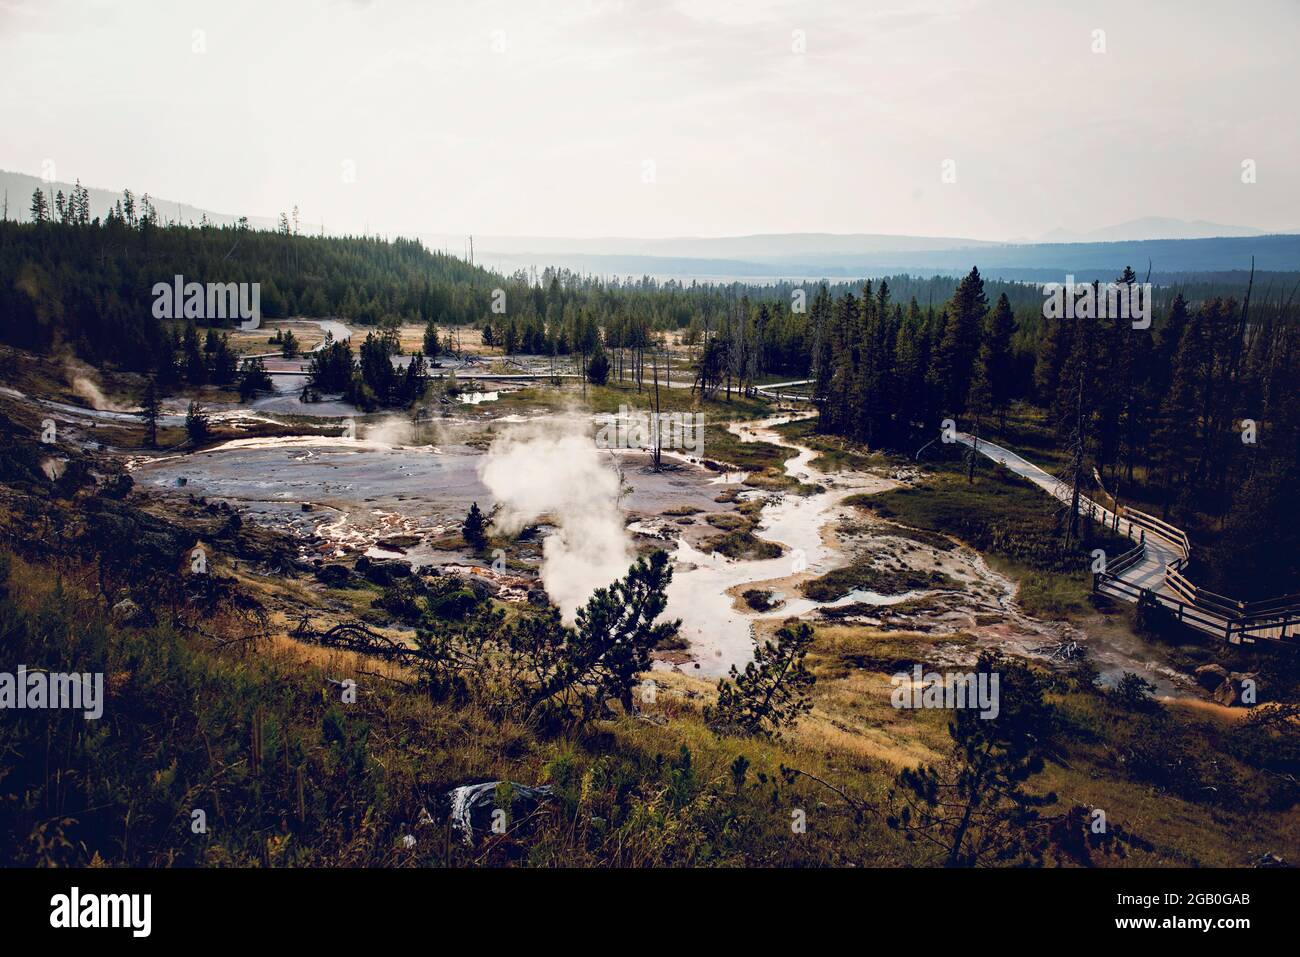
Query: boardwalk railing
[[1093, 504, 1298, 647], [1104, 540, 1147, 577]]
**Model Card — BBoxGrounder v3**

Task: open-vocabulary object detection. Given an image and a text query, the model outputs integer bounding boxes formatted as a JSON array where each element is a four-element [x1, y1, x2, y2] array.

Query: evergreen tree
[[184, 401, 210, 444], [586, 340, 610, 386], [933, 267, 988, 415], [1155, 306, 1207, 514], [138, 378, 160, 448], [892, 301, 928, 441], [28, 189, 48, 223], [820, 291, 860, 435], [706, 622, 815, 739], [809, 285, 834, 408], [857, 281, 897, 447], [399, 352, 429, 404], [966, 347, 995, 483], [563, 550, 680, 718], [238, 357, 273, 400], [888, 654, 1059, 866], [306, 332, 355, 394], [355, 332, 398, 405], [182, 323, 206, 385], [981, 293, 1015, 429], [206, 331, 237, 386], [462, 502, 488, 549]]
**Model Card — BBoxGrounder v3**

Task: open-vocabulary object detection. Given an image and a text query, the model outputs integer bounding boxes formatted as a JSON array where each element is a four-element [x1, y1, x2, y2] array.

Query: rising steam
[[65, 360, 130, 412], [478, 415, 631, 623], [360, 415, 417, 447]]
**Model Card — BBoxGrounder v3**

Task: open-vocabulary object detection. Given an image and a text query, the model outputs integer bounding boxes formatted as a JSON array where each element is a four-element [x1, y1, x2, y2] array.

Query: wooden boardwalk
[[956, 433, 1299, 647]]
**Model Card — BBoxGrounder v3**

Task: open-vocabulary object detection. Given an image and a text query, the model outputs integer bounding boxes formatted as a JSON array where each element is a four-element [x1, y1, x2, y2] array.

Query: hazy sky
[[3, 0, 1298, 240]]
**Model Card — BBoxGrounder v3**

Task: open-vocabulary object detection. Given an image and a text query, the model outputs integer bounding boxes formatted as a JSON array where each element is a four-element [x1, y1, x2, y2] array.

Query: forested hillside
[[0, 201, 494, 372]]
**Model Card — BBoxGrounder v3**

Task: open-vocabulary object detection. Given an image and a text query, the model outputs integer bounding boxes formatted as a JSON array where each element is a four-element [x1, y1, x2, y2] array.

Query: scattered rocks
[[1194, 663, 1256, 706], [111, 597, 147, 626]]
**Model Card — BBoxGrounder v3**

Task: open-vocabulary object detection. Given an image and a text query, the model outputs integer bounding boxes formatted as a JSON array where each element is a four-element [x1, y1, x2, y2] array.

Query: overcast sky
[[2, 0, 1297, 240]]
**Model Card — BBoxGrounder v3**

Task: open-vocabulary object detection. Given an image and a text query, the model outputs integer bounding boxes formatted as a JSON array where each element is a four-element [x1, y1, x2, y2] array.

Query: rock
[[1213, 672, 1258, 707], [446, 781, 554, 845], [51, 458, 92, 495], [526, 587, 549, 606], [101, 473, 134, 499], [1213, 681, 1239, 706], [1253, 852, 1289, 868], [301, 502, 313, 512], [315, 564, 351, 587], [466, 576, 494, 601], [1194, 663, 1229, 692], [111, 598, 146, 626], [354, 555, 411, 586]]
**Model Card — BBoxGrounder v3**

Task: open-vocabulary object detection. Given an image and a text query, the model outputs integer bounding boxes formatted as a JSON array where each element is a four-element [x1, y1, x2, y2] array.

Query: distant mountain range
[[444, 227, 1300, 283], [1032, 217, 1269, 243], [4, 169, 1296, 282], [465, 232, 1300, 283]]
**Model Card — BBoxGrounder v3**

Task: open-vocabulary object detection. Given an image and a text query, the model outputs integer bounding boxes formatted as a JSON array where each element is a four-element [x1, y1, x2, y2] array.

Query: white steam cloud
[[361, 415, 416, 448], [478, 416, 631, 623]]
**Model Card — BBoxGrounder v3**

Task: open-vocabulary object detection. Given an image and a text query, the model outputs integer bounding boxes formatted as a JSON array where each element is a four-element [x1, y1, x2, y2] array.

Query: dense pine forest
[[804, 266, 1300, 601]]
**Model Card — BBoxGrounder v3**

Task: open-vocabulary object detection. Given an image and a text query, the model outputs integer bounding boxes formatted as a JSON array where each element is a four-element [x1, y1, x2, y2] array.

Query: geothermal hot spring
[[130, 396, 1190, 690]]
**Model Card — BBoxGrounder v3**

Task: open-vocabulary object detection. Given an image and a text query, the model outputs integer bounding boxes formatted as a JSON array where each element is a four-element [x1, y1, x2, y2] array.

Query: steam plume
[[478, 415, 631, 622], [65, 360, 129, 412]]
